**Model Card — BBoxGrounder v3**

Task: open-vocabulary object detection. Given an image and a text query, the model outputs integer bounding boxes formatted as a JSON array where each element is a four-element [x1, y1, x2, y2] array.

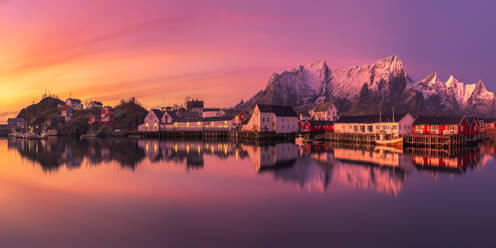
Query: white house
[[87, 101, 103, 109], [242, 104, 298, 134], [310, 101, 338, 121], [61, 105, 73, 122], [139, 109, 164, 132], [66, 98, 83, 110], [334, 113, 415, 136], [202, 108, 221, 118], [7, 118, 25, 129]]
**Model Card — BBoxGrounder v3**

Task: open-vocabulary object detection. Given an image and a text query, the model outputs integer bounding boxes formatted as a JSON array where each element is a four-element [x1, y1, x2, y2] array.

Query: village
[[4, 95, 496, 150]]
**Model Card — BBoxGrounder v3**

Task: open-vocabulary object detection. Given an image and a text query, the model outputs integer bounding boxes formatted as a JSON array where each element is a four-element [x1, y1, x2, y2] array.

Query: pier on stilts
[[325, 133, 378, 145], [404, 134, 467, 149]]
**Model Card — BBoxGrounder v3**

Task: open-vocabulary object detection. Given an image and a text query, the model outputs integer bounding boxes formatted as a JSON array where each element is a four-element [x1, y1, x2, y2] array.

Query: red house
[[412, 116, 469, 135], [299, 120, 333, 132], [469, 118, 480, 135]]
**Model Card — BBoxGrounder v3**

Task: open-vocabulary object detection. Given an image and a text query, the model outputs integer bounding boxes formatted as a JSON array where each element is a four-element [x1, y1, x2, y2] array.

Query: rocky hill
[[17, 97, 65, 126]]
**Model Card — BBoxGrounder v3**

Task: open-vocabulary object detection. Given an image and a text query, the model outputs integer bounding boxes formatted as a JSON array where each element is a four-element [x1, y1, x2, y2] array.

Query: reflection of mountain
[[261, 147, 407, 196], [8, 137, 496, 195]]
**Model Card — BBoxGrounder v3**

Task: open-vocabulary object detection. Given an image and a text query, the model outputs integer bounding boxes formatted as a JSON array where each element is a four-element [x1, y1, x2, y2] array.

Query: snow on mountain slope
[[445, 75, 476, 108], [237, 55, 493, 117], [330, 55, 410, 99]]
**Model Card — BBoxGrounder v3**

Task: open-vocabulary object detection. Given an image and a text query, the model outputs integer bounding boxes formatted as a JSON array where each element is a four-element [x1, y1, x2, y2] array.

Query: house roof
[[66, 98, 81, 103], [314, 102, 334, 112], [412, 116, 465, 125], [335, 114, 409, 124], [7, 118, 24, 122], [306, 120, 334, 125], [151, 109, 164, 120], [203, 116, 234, 122], [165, 111, 179, 120], [203, 108, 221, 112], [90, 101, 103, 105], [256, 104, 297, 117], [186, 100, 204, 109]]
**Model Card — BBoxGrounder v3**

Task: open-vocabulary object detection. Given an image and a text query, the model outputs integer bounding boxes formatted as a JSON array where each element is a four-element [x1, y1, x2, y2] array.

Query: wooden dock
[[325, 132, 378, 145], [230, 131, 296, 145], [404, 134, 467, 149], [128, 130, 296, 144]]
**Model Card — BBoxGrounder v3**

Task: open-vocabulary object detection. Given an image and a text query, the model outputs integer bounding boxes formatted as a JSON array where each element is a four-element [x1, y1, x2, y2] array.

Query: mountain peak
[[372, 55, 406, 75], [445, 75, 460, 88]]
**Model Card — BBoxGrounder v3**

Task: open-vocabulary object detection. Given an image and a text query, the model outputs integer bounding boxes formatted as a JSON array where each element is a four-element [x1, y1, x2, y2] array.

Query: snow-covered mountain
[[236, 55, 424, 115], [236, 55, 494, 117], [411, 74, 495, 117]]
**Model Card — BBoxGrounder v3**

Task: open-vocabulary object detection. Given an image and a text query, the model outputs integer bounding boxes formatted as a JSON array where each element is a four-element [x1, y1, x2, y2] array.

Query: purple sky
[[1, 0, 495, 120]]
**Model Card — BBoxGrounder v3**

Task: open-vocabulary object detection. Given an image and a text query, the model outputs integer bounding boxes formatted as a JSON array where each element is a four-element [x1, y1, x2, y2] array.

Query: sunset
[[1, 1, 496, 247], [2, 0, 495, 122]]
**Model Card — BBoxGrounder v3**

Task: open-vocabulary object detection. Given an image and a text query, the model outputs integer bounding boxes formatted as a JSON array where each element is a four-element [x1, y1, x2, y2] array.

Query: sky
[[1, 0, 495, 122]]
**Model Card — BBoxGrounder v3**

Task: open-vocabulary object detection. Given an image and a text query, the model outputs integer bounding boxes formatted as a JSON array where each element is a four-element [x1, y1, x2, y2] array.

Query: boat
[[375, 133, 403, 147], [295, 134, 305, 145]]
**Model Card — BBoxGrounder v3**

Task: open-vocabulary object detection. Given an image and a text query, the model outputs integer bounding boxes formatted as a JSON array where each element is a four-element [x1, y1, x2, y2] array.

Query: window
[[353, 125, 358, 132], [392, 125, 397, 130], [376, 125, 380, 130], [367, 125, 373, 132], [360, 125, 365, 132]]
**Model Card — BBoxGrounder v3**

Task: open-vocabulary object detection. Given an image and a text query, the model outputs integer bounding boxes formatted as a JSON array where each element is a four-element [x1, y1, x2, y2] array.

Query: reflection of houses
[[409, 149, 480, 174], [137, 140, 249, 169], [259, 147, 407, 196], [333, 148, 400, 167], [243, 143, 299, 172]]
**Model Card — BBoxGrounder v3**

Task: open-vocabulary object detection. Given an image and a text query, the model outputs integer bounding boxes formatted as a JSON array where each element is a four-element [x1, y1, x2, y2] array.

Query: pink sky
[[1, 0, 494, 122]]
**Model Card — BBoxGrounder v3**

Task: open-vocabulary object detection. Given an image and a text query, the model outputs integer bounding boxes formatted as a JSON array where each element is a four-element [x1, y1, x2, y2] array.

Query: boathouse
[[412, 116, 469, 135], [139, 109, 164, 132], [310, 101, 338, 121], [299, 120, 334, 132], [334, 113, 415, 136]]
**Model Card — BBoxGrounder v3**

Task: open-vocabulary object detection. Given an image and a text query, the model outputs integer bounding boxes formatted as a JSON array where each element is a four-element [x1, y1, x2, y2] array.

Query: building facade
[[412, 116, 469, 135], [310, 102, 338, 121], [7, 118, 25, 129], [139, 109, 164, 132], [299, 120, 334, 132], [66, 98, 83, 110], [87, 101, 103, 109], [334, 113, 415, 136], [242, 104, 298, 134]]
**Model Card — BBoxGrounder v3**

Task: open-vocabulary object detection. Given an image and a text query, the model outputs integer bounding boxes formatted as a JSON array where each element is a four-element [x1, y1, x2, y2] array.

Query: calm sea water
[[1, 138, 495, 248]]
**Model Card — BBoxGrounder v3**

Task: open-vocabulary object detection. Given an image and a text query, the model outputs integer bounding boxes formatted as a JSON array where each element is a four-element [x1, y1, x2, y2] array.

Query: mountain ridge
[[236, 56, 494, 118]]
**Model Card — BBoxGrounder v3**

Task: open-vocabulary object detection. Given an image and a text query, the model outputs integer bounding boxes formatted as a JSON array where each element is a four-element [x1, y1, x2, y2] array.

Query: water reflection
[[6, 138, 496, 196]]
